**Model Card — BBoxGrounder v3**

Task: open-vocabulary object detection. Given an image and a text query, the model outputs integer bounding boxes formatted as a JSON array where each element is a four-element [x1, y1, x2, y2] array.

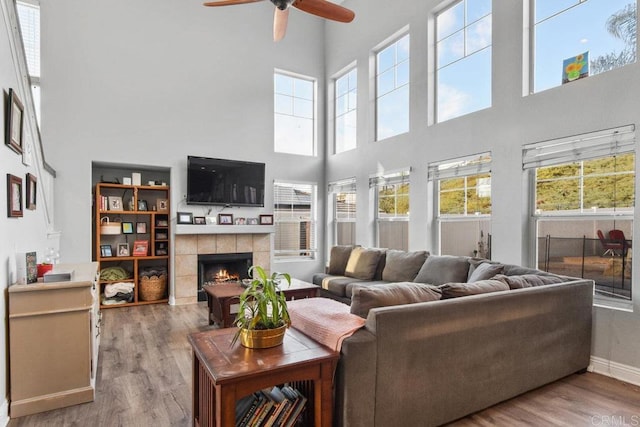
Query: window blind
[[273, 182, 317, 257], [428, 152, 491, 181], [522, 125, 635, 169], [328, 177, 356, 194], [369, 170, 410, 188]]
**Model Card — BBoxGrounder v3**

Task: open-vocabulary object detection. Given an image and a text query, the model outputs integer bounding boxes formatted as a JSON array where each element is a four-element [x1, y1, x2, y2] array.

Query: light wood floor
[[8, 303, 640, 427]]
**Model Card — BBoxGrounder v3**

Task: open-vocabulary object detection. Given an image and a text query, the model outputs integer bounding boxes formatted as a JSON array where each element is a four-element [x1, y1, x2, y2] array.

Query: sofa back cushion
[[350, 282, 442, 318], [328, 245, 356, 275], [467, 259, 504, 282], [439, 279, 510, 299], [344, 247, 385, 280], [414, 255, 470, 285], [382, 250, 429, 282], [493, 273, 566, 289]]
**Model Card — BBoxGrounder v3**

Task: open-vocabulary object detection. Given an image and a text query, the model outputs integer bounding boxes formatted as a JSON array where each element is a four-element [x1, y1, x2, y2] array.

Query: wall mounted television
[[187, 156, 265, 207]]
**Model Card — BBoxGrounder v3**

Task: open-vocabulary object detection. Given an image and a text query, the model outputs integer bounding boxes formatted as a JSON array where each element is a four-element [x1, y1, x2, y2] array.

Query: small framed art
[[132, 240, 149, 256], [7, 174, 23, 218], [193, 216, 206, 225], [218, 213, 233, 225], [157, 198, 169, 212], [136, 222, 147, 234], [117, 243, 130, 257], [108, 196, 123, 211], [234, 217, 246, 225], [137, 200, 148, 211], [247, 217, 258, 225], [5, 88, 24, 154], [259, 214, 274, 225], [26, 173, 36, 210], [100, 244, 113, 257], [122, 222, 134, 234], [177, 212, 193, 224]]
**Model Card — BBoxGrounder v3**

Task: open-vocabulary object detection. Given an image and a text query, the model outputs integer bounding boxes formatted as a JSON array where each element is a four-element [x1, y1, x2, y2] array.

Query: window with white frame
[[524, 125, 635, 303], [273, 181, 317, 259], [335, 67, 357, 154], [16, 0, 40, 125], [274, 72, 315, 156], [376, 34, 410, 141], [532, 0, 637, 93], [370, 171, 410, 250], [328, 178, 357, 246], [436, 0, 492, 122], [429, 153, 492, 257]]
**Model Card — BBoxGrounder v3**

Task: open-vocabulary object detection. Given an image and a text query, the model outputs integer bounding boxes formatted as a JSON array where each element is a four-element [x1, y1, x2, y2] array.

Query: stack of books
[[235, 384, 308, 427]]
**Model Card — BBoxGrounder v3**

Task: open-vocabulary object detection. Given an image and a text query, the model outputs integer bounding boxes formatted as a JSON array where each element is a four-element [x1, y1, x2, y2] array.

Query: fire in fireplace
[[197, 253, 253, 301]]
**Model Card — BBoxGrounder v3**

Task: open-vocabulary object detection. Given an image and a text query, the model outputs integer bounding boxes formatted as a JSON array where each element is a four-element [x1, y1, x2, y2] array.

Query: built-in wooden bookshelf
[[94, 182, 170, 308]]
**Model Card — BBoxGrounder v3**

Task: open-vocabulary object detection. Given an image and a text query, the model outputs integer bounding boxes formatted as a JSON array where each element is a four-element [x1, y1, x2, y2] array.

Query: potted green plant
[[232, 265, 291, 348]]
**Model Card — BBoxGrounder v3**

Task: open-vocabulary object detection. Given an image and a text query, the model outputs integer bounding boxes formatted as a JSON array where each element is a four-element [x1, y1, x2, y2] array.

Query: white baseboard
[[0, 398, 9, 426], [589, 356, 640, 386]]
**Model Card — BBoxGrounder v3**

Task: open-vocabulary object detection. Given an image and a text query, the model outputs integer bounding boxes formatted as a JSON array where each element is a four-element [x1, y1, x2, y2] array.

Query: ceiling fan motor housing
[[271, 0, 294, 10]]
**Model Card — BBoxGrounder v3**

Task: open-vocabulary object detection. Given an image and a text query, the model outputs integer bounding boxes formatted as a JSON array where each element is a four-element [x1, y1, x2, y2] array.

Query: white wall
[[325, 0, 640, 374], [40, 0, 327, 282], [1, 1, 57, 420]]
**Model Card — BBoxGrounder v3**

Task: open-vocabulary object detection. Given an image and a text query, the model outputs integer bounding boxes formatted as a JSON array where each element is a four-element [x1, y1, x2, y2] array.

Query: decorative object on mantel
[[232, 266, 291, 349], [219, 213, 233, 225], [247, 217, 258, 225], [203, 0, 355, 42], [193, 216, 206, 225], [205, 216, 217, 225], [5, 88, 24, 154], [259, 214, 273, 225], [7, 174, 23, 218], [177, 212, 193, 224]]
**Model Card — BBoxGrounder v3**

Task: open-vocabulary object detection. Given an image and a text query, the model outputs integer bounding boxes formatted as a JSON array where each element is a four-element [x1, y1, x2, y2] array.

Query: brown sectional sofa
[[312, 246, 594, 426]]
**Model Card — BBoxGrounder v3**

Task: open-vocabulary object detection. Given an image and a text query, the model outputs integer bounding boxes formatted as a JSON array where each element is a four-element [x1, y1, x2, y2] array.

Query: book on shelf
[[235, 385, 308, 427], [238, 393, 263, 427], [236, 394, 256, 425], [281, 386, 308, 427]]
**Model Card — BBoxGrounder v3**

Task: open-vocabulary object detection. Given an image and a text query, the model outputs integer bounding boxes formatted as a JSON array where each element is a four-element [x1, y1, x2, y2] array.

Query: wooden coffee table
[[189, 327, 338, 427], [203, 278, 319, 327]]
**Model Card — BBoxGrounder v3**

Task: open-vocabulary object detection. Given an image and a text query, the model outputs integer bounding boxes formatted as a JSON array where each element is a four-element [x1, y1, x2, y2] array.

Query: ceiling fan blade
[[203, 0, 263, 7], [274, 8, 289, 42], [292, 0, 355, 23]]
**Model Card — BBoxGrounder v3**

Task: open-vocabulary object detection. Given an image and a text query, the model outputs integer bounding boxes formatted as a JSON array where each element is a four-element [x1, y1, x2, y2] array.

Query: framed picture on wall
[[5, 89, 24, 154], [7, 174, 23, 218], [26, 173, 36, 210]]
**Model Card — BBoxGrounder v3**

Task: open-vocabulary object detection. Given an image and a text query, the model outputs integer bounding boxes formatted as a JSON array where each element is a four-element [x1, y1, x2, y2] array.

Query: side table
[[189, 327, 338, 427]]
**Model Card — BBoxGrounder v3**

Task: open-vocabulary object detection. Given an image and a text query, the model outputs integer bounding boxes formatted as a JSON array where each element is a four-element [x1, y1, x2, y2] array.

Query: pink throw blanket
[[287, 297, 366, 351]]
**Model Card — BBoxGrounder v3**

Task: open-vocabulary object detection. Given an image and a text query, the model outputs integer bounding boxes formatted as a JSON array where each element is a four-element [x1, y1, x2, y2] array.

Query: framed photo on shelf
[[157, 198, 169, 212], [156, 242, 168, 256], [234, 217, 246, 225], [117, 243, 129, 257], [5, 88, 24, 154], [7, 174, 23, 218], [26, 173, 36, 210], [156, 218, 169, 227], [193, 216, 206, 225], [122, 222, 134, 234], [108, 196, 123, 211], [100, 244, 113, 257], [247, 217, 258, 225], [136, 222, 147, 233], [155, 231, 168, 240], [137, 199, 148, 211], [218, 213, 233, 225], [132, 240, 149, 256], [177, 212, 193, 224], [259, 214, 274, 225]]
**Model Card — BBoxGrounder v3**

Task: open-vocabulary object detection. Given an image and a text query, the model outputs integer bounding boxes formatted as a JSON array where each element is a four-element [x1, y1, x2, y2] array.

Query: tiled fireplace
[[174, 232, 271, 305]]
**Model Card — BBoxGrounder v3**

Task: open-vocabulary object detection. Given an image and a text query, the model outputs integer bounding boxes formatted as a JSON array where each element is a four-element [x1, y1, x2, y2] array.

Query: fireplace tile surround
[[174, 233, 271, 305]]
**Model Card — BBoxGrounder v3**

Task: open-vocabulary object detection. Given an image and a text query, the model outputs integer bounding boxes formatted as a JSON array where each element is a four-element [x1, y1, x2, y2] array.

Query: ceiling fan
[[203, 0, 355, 42]]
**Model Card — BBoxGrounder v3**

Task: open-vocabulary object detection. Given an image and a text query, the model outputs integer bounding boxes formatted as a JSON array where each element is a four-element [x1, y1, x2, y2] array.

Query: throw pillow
[[344, 247, 384, 280], [382, 250, 429, 282], [439, 279, 510, 299], [467, 260, 504, 282], [327, 245, 355, 275], [493, 274, 566, 290], [350, 282, 442, 318], [414, 255, 470, 286]]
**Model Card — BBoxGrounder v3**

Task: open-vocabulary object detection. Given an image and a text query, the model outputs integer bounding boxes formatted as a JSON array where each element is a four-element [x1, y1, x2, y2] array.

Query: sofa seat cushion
[[439, 279, 510, 299], [350, 282, 442, 318], [382, 250, 429, 282], [414, 255, 470, 285], [467, 259, 504, 282], [493, 273, 567, 289], [320, 276, 367, 297], [345, 247, 385, 280], [328, 245, 356, 275]]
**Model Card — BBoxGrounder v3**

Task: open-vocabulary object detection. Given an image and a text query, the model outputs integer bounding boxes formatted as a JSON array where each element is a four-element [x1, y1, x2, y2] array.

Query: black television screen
[[187, 156, 265, 207]]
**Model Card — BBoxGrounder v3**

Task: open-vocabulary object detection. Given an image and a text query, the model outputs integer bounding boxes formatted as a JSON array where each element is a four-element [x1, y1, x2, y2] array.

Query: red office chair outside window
[[597, 230, 625, 256], [608, 229, 630, 257]]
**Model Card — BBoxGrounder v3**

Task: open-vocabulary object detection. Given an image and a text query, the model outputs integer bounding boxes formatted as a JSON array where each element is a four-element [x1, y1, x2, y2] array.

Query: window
[[16, 0, 40, 125], [274, 72, 315, 156], [524, 125, 635, 303], [376, 34, 410, 140], [328, 178, 357, 246], [370, 171, 410, 250], [532, 0, 637, 93], [429, 153, 492, 257], [273, 182, 317, 259], [435, 0, 492, 122], [335, 67, 357, 154]]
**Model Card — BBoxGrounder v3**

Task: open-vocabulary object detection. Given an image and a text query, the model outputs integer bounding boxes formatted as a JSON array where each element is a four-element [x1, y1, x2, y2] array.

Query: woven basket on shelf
[[139, 274, 167, 301]]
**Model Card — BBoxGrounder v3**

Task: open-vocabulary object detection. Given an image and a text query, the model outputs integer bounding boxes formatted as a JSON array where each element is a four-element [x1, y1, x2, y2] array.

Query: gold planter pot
[[239, 324, 288, 349]]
